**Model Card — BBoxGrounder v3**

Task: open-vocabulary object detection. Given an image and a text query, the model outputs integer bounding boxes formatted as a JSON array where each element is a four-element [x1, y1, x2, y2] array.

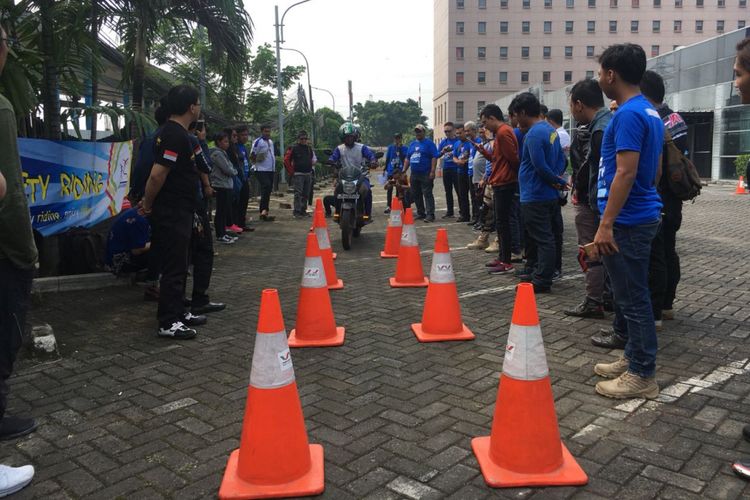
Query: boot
[[467, 231, 490, 250], [484, 237, 499, 254]]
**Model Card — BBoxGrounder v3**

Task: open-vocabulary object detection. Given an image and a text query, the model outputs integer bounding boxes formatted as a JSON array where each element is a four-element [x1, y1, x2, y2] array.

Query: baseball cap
[[414, 124, 426, 132]]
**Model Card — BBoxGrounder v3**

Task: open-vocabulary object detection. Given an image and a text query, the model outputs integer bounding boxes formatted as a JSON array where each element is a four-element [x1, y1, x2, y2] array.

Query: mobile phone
[[581, 242, 597, 259], [196, 120, 205, 132]]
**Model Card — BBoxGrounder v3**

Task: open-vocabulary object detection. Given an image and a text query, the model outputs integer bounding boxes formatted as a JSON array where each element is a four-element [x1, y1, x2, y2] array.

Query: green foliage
[[353, 99, 428, 147], [315, 107, 346, 148], [735, 154, 750, 178]]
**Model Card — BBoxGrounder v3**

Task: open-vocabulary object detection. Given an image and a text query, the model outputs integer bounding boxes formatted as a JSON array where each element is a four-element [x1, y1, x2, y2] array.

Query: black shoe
[[565, 298, 605, 319], [158, 321, 197, 340], [181, 313, 207, 327], [417, 213, 426, 220], [552, 270, 562, 281], [532, 283, 551, 294], [423, 216, 435, 223], [456, 217, 470, 223], [192, 302, 226, 315], [441, 213, 455, 219], [384, 207, 391, 214], [732, 458, 750, 480], [591, 328, 627, 349], [0, 416, 37, 441]]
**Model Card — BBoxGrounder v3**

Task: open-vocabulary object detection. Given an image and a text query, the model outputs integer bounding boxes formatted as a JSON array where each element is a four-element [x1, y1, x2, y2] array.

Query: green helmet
[[338, 122, 360, 141]]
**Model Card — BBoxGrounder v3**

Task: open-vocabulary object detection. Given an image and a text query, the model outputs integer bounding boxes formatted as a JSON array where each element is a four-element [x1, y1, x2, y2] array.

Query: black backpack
[[664, 129, 702, 201], [58, 227, 106, 275]]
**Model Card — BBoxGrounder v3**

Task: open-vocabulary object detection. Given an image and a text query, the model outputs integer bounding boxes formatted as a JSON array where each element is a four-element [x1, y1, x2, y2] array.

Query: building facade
[[433, 0, 749, 140]]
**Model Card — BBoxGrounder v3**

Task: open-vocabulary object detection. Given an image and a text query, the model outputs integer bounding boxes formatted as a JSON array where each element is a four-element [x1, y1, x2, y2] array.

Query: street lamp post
[[312, 86, 335, 114], [281, 47, 316, 149]]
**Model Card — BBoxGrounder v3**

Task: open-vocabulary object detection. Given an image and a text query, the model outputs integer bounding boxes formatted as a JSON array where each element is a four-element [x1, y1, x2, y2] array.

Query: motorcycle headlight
[[343, 181, 357, 194]]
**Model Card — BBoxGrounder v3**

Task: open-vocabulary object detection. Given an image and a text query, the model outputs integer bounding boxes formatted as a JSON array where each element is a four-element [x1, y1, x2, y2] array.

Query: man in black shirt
[[140, 85, 203, 339], [287, 131, 317, 218]]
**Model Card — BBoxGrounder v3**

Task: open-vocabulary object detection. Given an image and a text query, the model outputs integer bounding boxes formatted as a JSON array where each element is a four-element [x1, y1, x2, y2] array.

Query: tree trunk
[[90, 0, 98, 142], [40, 0, 61, 140], [132, 26, 147, 113]]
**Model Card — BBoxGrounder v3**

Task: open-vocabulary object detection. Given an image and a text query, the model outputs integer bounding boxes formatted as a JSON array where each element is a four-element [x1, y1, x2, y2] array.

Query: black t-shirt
[[153, 120, 200, 211]]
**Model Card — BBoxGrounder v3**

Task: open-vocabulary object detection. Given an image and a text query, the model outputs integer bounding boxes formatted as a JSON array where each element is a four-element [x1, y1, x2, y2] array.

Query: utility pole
[[348, 80, 353, 122], [274, 5, 286, 185]]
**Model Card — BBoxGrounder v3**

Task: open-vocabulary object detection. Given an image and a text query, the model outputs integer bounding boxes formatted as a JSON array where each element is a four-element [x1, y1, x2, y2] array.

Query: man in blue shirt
[[403, 124, 438, 222], [590, 43, 664, 401], [383, 133, 408, 214], [437, 122, 460, 218], [513, 93, 566, 293], [106, 207, 152, 276], [235, 125, 253, 230], [452, 124, 473, 223]]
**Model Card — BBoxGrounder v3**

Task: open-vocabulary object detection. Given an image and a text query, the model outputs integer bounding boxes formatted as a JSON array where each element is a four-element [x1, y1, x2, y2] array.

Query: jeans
[[214, 187, 232, 238], [256, 171, 274, 213], [521, 199, 558, 287], [456, 170, 471, 220], [0, 260, 34, 419], [493, 184, 517, 264], [574, 203, 605, 302], [151, 205, 193, 328], [604, 220, 660, 378], [510, 193, 524, 255], [189, 206, 214, 308], [441, 169, 457, 215], [292, 173, 312, 215], [410, 173, 435, 219]]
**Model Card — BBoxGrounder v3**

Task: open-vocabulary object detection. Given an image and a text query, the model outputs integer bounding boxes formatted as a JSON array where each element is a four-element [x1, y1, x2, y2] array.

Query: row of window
[[457, 45, 596, 59], [457, 0, 745, 8], [457, 18, 736, 34]]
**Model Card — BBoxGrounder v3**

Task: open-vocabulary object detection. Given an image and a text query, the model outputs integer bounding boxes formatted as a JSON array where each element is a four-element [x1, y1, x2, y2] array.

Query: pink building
[[433, 0, 748, 139]]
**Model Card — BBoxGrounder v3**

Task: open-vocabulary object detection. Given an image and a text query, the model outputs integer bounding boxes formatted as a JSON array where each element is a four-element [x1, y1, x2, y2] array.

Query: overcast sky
[[243, 0, 434, 125]]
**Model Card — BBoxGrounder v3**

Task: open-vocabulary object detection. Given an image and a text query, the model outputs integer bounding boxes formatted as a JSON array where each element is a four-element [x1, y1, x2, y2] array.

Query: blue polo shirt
[[407, 139, 439, 175], [597, 94, 664, 226], [519, 121, 567, 203], [385, 143, 408, 175], [437, 137, 460, 171]]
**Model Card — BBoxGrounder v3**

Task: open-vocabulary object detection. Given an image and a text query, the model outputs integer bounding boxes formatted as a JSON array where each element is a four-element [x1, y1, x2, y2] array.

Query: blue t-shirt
[[406, 139, 439, 175], [514, 128, 526, 156], [453, 139, 473, 173], [236, 143, 251, 178], [106, 208, 151, 267], [385, 144, 408, 175], [519, 121, 567, 203], [597, 94, 664, 226], [437, 138, 460, 171]]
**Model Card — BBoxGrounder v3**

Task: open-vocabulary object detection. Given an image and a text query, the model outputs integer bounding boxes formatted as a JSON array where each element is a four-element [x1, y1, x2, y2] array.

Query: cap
[[393, 132, 403, 138], [414, 124, 426, 132]]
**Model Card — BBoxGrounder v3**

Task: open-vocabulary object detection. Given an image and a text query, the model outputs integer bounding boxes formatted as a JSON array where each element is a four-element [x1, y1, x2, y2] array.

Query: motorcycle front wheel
[[340, 210, 353, 250]]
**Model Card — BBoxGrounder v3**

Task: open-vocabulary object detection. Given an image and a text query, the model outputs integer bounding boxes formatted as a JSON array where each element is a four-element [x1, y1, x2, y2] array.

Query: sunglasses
[[1, 36, 20, 50]]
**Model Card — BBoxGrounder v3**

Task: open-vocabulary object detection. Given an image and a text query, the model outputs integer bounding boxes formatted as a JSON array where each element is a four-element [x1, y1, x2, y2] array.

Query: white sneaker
[[0, 464, 34, 498], [217, 235, 235, 245], [157, 321, 197, 340]]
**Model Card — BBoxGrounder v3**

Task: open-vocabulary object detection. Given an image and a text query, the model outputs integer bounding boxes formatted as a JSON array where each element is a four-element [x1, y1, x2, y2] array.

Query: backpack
[[58, 227, 106, 275], [663, 129, 702, 201]]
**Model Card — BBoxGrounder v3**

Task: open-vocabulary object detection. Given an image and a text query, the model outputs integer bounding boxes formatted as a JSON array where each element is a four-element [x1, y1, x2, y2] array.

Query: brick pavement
[[3, 184, 750, 499]]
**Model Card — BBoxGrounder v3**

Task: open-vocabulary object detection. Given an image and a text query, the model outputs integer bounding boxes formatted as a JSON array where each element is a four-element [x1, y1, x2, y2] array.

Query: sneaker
[[488, 262, 514, 275], [456, 217, 470, 223], [158, 321, 197, 340], [468, 220, 478, 226], [416, 213, 426, 220], [594, 355, 629, 379], [384, 207, 391, 214], [0, 417, 37, 441], [511, 253, 524, 263], [484, 239, 499, 254], [441, 213, 455, 219], [182, 312, 207, 327], [590, 328, 627, 349], [424, 216, 435, 223], [552, 270, 562, 281], [230, 224, 244, 233], [217, 235, 235, 245], [225, 229, 239, 237], [662, 309, 674, 320], [732, 458, 750, 480], [304, 212, 312, 217], [564, 298, 605, 319], [485, 259, 502, 267], [514, 268, 533, 280], [192, 302, 226, 315], [0, 464, 34, 497], [467, 233, 490, 250], [595, 371, 659, 399]]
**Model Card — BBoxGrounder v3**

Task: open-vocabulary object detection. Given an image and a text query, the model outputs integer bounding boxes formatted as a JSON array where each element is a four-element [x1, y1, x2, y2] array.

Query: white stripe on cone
[[429, 252, 455, 284], [315, 228, 331, 250], [401, 224, 418, 247], [503, 323, 549, 381], [249, 331, 296, 389], [388, 210, 402, 228], [301, 256, 327, 289]]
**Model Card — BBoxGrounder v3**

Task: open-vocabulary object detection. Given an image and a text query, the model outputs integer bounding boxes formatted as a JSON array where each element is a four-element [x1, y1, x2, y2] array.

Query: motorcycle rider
[[328, 122, 378, 221]]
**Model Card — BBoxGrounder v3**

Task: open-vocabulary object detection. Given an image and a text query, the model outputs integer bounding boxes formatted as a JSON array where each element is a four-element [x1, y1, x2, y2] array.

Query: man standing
[[140, 85, 203, 340], [591, 44, 664, 400], [547, 109, 571, 156], [250, 125, 276, 222], [452, 124, 472, 222], [286, 131, 317, 218], [566, 78, 611, 319], [234, 125, 253, 231], [403, 124, 438, 223], [383, 133, 408, 213], [437, 122, 459, 218], [514, 93, 567, 293]]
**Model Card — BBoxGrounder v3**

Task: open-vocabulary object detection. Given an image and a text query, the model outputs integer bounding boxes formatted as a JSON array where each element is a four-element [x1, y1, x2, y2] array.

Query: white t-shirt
[[556, 126, 571, 151], [251, 137, 276, 172]]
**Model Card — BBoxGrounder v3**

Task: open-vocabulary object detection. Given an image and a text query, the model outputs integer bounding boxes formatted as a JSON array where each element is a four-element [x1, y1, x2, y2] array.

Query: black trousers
[[521, 200, 558, 288], [662, 210, 682, 311], [189, 206, 214, 308], [214, 188, 232, 238], [324, 195, 336, 216], [235, 178, 250, 228], [553, 203, 564, 272], [0, 259, 34, 419], [470, 183, 481, 220], [442, 169, 457, 215], [151, 205, 193, 328], [257, 171, 274, 213], [386, 185, 393, 209], [649, 220, 668, 321], [493, 184, 517, 264], [456, 170, 471, 220]]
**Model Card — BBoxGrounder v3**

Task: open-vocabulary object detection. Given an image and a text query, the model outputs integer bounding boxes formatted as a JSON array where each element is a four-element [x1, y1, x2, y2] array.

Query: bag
[[58, 227, 106, 275], [664, 129, 702, 201]]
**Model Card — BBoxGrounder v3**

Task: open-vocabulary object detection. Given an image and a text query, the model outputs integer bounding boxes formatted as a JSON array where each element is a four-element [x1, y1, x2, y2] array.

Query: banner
[[20, 139, 133, 236]]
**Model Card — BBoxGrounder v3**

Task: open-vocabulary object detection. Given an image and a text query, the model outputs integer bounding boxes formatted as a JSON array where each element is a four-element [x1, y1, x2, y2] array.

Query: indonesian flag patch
[[163, 150, 178, 162]]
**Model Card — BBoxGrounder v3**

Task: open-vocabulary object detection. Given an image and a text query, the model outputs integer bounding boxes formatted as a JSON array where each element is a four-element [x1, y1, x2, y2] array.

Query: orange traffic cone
[[311, 199, 336, 260], [218, 289, 324, 499], [389, 208, 428, 288], [735, 176, 748, 195], [312, 201, 343, 289], [380, 197, 403, 258], [412, 229, 475, 342], [471, 283, 588, 488], [288, 232, 345, 347]]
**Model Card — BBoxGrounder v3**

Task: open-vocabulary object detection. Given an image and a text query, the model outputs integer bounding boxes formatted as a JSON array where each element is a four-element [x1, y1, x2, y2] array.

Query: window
[[651, 44, 660, 56], [543, 46, 552, 58], [742, 0, 747, 7], [718, 0, 725, 6], [611, 0, 618, 6], [588, 0, 596, 6], [478, 0, 487, 8], [653, 20, 661, 32], [457, 0, 465, 8], [654, 0, 661, 5], [478, 21, 487, 34], [456, 22, 465, 34], [521, 72, 529, 83], [586, 70, 595, 78], [544, 21, 553, 33], [610, 20, 617, 32], [545, 0, 553, 6], [543, 71, 551, 83], [697, 0, 704, 5], [631, 20, 639, 32], [566, 20, 575, 32], [523, 0, 531, 7], [587, 45, 595, 57], [500, 46, 508, 58], [565, 45, 573, 57], [674, 20, 682, 32], [696, 19, 703, 31], [499, 72, 508, 83], [478, 46, 486, 59], [567, 0, 575, 6], [477, 101, 486, 114], [632, 0, 639, 6], [565, 71, 573, 82], [456, 47, 464, 59], [717, 19, 725, 31], [456, 101, 464, 121], [501, 0, 508, 6], [456, 72, 464, 85], [522, 21, 531, 33], [500, 21, 509, 33], [739, 20, 746, 28], [675, 0, 682, 6], [522, 46, 530, 58], [588, 20, 596, 32], [478, 72, 486, 84]]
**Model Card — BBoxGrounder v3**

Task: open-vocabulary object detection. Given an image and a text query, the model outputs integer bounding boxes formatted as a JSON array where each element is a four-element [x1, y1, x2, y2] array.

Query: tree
[[353, 99, 427, 147], [314, 107, 345, 149]]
